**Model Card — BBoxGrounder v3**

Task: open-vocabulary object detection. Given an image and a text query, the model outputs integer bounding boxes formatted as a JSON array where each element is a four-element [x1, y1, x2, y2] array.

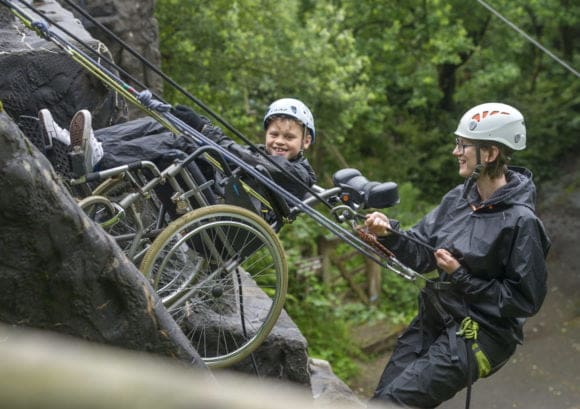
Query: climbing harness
[[417, 281, 493, 409]]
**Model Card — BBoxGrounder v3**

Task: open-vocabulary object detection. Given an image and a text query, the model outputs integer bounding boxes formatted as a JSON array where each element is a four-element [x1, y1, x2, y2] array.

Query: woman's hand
[[365, 212, 392, 237], [434, 249, 461, 274]]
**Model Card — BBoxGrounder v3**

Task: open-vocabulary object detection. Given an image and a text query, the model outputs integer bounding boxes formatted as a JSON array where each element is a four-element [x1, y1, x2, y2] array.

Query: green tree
[[156, 0, 371, 182]]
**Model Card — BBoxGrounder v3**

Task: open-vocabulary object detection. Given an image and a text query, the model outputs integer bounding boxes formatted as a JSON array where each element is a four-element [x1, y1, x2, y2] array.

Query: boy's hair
[[265, 114, 310, 139]]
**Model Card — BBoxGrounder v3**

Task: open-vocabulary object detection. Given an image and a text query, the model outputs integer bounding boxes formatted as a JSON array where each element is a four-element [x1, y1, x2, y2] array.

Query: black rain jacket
[[379, 167, 550, 345]]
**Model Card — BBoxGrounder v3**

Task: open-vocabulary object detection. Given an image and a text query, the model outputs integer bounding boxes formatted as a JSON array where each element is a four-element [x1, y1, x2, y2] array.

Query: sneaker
[[38, 109, 71, 148], [69, 109, 104, 174]]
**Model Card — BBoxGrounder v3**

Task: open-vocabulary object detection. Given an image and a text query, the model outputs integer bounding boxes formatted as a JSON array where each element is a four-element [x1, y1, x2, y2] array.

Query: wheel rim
[[140, 205, 287, 368]]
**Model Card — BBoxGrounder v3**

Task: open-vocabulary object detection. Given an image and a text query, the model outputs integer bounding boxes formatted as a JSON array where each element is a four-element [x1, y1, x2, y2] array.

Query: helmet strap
[[298, 141, 306, 158]]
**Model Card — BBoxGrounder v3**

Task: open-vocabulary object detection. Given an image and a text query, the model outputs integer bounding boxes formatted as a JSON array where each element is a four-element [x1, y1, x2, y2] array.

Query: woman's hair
[[478, 141, 514, 179]]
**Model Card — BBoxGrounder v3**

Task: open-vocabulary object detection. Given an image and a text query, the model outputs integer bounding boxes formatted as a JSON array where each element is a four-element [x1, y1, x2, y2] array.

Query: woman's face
[[265, 117, 311, 160], [453, 137, 479, 178]]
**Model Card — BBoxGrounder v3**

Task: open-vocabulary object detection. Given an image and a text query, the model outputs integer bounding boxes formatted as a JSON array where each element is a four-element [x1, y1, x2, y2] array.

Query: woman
[[365, 102, 550, 408]]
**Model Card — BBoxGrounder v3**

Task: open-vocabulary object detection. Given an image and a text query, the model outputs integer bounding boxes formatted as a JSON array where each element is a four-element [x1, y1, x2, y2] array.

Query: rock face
[[0, 108, 208, 371], [58, 0, 163, 119], [0, 0, 126, 129], [231, 309, 310, 385]]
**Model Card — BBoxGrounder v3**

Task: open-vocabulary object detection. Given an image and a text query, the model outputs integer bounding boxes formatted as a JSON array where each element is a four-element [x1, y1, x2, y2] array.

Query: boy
[[38, 98, 316, 200]]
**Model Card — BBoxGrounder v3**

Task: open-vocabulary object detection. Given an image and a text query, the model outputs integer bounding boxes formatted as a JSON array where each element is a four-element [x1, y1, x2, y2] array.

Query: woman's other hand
[[434, 249, 461, 274]]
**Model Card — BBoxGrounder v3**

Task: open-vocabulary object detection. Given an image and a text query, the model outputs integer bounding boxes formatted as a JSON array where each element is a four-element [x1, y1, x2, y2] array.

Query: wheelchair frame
[[18, 113, 401, 369]]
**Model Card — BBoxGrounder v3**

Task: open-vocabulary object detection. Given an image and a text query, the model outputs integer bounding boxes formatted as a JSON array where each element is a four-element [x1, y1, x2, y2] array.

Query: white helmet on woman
[[454, 102, 526, 151], [264, 98, 316, 143]]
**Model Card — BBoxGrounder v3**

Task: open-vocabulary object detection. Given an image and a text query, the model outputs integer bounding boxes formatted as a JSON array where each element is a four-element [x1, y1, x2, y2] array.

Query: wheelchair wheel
[[139, 204, 288, 368]]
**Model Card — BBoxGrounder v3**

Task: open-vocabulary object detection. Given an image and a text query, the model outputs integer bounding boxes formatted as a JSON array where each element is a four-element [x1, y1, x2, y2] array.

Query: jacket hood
[[465, 166, 537, 212]]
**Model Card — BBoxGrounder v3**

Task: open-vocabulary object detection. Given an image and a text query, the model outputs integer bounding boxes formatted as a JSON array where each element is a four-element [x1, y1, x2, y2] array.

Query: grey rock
[[0, 0, 126, 128], [58, 0, 162, 119], [310, 358, 367, 407]]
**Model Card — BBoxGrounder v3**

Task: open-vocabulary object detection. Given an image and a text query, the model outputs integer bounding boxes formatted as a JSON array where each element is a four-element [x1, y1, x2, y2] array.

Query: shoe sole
[[69, 110, 94, 174], [69, 111, 88, 153]]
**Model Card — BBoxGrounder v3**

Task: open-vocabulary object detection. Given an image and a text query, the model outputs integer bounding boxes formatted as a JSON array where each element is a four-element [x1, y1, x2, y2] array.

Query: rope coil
[[456, 316, 479, 340], [355, 226, 396, 259], [456, 317, 492, 379]]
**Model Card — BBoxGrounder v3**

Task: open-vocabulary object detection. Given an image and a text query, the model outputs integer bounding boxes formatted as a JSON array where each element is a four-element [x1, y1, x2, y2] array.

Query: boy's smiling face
[[265, 117, 311, 160]]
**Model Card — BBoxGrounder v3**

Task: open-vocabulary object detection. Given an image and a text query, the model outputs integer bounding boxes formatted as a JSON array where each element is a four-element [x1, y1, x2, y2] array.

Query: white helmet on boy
[[264, 98, 316, 142], [454, 102, 526, 151]]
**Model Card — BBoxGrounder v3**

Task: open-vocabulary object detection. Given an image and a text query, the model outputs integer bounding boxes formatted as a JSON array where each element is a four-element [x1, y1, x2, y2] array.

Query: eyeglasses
[[454, 138, 476, 154]]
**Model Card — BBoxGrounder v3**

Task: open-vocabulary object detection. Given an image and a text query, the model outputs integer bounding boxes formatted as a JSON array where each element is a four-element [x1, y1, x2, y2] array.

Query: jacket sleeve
[[200, 123, 264, 165], [253, 155, 316, 196], [378, 195, 454, 274], [449, 216, 549, 318]]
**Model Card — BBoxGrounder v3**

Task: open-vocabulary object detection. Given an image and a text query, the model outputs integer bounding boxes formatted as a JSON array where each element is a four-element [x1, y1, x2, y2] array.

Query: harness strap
[[422, 283, 460, 362]]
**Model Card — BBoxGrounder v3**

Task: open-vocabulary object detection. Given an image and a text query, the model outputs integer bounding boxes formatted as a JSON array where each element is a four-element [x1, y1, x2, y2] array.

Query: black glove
[[171, 104, 207, 132]]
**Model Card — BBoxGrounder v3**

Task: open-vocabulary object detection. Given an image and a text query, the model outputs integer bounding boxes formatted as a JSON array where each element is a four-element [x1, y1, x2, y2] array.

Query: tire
[[139, 204, 288, 368]]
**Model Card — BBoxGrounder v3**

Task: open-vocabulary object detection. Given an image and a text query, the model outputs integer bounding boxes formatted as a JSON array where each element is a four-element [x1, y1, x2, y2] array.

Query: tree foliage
[[157, 0, 579, 197]]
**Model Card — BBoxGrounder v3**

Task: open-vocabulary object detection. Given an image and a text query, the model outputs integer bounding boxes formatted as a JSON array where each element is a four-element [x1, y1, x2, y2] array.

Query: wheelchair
[[17, 115, 399, 368]]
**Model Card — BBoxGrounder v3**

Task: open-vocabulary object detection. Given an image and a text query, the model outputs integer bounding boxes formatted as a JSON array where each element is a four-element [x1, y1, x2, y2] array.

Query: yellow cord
[[457, 317, 492, 378]]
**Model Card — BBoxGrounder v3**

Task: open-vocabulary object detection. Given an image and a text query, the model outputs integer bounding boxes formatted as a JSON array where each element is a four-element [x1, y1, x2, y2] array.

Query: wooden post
[[366, 258, 382, 303], [335, 251, 369, 304], [317, 236, 337, 285]]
